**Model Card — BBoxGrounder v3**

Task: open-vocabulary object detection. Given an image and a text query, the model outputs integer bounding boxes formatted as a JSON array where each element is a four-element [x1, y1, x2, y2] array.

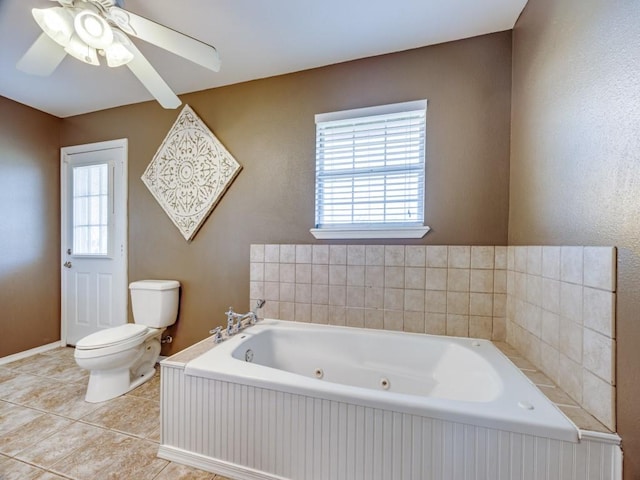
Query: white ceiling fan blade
[[108, 7, 220, 72], [16, 32, 67, 76], [125, 42, 181, 109]]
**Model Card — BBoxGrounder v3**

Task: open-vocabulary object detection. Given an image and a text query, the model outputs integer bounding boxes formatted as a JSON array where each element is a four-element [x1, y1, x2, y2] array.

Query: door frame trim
[[60, 138, 128, 345]]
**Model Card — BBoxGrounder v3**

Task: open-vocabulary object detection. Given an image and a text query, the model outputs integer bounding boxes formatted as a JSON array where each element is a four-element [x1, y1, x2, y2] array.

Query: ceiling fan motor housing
[[87, 0, 118, 11]]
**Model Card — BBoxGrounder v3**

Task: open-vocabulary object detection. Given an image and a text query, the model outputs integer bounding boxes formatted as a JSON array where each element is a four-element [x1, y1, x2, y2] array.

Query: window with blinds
[[313, 100, 428, 239]]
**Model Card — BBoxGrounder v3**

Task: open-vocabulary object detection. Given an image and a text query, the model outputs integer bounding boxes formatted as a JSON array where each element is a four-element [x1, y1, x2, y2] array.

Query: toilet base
[[78, 332, 164, 403], [85, 364, 157, 403]]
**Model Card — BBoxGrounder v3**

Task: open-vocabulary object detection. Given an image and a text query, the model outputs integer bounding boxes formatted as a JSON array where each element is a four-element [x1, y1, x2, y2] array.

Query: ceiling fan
[[16, 0, 221, 109]]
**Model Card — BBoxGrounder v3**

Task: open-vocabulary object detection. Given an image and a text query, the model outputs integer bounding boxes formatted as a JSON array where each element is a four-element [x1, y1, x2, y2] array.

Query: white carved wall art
[[142, 105, 242, 241]]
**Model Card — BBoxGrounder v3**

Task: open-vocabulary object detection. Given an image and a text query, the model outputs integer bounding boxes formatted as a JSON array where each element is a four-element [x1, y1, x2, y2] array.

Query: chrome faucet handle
[[209, 326, 223, 343]]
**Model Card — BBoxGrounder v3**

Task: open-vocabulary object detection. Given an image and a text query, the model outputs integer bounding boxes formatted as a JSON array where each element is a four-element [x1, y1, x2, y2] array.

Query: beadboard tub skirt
[[159, 368, 621, 480]]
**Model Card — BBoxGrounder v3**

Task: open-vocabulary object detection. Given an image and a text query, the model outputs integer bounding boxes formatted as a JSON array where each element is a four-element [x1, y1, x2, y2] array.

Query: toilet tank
[[129, 280, 180, 328]]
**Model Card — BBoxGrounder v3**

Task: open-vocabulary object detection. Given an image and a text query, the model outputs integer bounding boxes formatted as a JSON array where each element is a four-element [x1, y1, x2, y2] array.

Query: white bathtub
[[161, 320, 621, 480], [185, 319, 577, 442]]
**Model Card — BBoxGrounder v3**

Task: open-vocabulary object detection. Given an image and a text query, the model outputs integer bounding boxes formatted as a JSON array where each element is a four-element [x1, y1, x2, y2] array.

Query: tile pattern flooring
[[0, 347, 231, 480]]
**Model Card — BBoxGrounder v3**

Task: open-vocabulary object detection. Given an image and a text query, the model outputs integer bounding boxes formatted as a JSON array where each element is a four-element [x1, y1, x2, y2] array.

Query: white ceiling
[[0, 0, 527, 118]]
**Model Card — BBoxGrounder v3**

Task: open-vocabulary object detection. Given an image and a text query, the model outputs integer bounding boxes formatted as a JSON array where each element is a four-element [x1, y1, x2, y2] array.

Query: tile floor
[[0, 347, 231, 480]]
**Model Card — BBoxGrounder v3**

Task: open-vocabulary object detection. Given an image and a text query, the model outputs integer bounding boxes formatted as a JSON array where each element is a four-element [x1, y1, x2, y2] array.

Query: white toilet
[[74, 279, 180, 403]]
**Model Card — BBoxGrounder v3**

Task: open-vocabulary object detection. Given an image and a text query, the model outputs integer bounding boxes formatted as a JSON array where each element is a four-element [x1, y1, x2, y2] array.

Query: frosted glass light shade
[[105, 30, 134, 67], [32, 7, 73, 47]]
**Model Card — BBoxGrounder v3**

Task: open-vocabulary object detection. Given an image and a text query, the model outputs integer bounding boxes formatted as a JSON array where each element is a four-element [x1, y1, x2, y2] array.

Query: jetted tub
[[185, 319, 577, 442], [160, 320, 620, 480]]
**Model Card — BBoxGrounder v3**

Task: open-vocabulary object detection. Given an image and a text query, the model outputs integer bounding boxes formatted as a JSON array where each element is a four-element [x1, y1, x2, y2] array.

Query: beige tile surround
[[506, 246, 617, 431], [249, 244, 617, 433], [250, 244, 508, 341]]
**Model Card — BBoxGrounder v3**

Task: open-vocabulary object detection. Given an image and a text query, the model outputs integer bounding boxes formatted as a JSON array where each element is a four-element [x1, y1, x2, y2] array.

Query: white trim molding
[[0, 341, 64, 365], [310, 225, 430, 240]]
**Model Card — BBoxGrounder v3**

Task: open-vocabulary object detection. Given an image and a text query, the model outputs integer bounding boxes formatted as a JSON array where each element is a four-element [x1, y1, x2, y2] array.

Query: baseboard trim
[[0, 341, 65, 365], [157, 445, 288, 480]]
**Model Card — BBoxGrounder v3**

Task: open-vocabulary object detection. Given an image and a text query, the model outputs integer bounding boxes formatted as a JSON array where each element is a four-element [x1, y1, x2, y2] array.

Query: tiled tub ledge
[[492, 341, 614, 436], [163, 332, 617, 438], [162, 335, 219, 366]]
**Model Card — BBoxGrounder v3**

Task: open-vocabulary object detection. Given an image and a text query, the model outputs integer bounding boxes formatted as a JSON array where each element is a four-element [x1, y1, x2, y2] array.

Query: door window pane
[[72, 163, 110, 256]]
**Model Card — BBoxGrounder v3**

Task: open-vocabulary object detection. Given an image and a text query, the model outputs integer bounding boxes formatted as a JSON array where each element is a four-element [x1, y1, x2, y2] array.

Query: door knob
[[63, 261, 72, 268]]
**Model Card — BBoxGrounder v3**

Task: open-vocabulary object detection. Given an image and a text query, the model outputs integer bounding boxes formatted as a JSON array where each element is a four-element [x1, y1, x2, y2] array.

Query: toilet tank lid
[[129, 280, 180, 291]]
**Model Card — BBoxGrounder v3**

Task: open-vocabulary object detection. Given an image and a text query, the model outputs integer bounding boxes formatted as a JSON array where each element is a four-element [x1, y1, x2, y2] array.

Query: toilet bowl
[[74, 280, 180, 403]]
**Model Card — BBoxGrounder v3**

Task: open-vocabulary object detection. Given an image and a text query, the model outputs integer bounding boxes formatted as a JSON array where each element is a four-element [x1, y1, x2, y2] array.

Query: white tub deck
[[185, 320, 577, 442]]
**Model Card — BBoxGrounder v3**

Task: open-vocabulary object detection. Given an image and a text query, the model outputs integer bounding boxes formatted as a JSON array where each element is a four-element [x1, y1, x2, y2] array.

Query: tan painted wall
[[510, 0, 640, 477], [0, 96, 62, 357], [59, 32, 512, 355]]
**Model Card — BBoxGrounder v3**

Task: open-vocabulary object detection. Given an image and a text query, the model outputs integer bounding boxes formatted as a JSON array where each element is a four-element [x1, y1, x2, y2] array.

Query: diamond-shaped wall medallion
[[142, 105, 242, 241]]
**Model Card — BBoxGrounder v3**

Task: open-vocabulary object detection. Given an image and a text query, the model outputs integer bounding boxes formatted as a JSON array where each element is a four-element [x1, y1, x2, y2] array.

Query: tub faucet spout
[[251, 299, 266, 324], [225, 300, 266, 335]]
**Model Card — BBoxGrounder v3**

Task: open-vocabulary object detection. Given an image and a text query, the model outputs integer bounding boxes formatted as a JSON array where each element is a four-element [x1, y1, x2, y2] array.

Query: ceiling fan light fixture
[[32, 7, 73, 47], [20, 0, 220, 110], [64, 33, 100, 66], [74, 9, 113, 50], [104, 30, 134, 67]]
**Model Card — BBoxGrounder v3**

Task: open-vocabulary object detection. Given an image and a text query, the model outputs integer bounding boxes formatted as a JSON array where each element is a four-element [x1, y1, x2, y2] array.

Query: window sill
[[310, 226, 430, 240]]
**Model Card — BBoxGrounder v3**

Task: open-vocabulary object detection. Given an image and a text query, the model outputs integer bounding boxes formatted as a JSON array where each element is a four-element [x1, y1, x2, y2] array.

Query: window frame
[[311, 100, 430, 240]]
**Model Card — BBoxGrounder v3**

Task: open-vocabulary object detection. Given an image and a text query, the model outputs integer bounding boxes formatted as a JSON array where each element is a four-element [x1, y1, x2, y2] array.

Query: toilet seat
[[76, 324, 148, 349], [74, 324, 152, 359]]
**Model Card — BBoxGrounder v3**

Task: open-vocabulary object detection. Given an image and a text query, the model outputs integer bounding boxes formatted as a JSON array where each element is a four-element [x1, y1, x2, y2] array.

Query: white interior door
[[61, 139, 128, 346]]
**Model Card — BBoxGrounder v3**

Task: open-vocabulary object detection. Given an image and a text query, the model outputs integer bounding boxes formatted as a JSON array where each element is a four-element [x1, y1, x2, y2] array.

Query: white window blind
[[314, 100, 427, 236]]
